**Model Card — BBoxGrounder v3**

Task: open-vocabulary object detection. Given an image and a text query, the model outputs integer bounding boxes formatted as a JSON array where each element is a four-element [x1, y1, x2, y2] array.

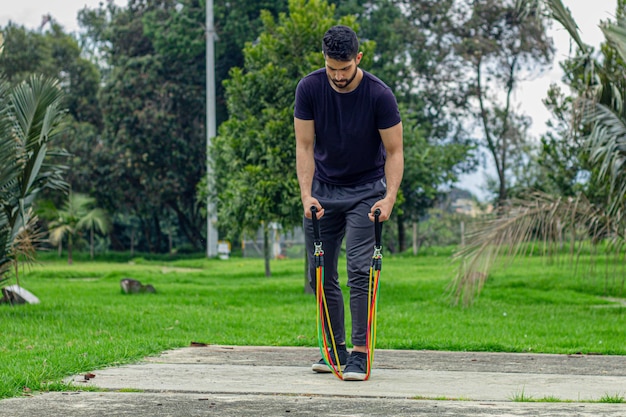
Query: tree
[[48, 192, 111, 264], [453, 0, 553, 204], [212, 0, 290, 125], [349, 0, 478, 252], [78, 202, 112, 260], [71, 0, 479, 256], [401, 110, 476, 253], [0, 75, 68, 286], [0, 20, 102, 128], [210, 0, 372, 276], [0, 20, 104, 217], [451, 0, 626, 305], [532, 84, 585, 196], [78, 0, 208, 253]]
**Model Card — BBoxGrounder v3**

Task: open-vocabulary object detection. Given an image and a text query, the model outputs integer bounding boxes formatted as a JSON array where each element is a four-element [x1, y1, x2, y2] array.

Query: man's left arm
[[371, 122, 403, 222]]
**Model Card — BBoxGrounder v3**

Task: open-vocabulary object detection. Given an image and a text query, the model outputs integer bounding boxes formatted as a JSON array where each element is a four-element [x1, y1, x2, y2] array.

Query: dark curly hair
[[322, 25, 359, 61]]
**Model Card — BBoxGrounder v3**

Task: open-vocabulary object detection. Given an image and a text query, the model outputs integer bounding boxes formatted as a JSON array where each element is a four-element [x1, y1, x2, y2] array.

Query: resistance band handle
[[311, 206, 321, 241], [374, 208, 382, 248]]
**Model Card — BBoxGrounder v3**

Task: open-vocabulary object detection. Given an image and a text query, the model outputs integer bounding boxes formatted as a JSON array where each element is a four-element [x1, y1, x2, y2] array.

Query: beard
[[328, 67, 358, 90]]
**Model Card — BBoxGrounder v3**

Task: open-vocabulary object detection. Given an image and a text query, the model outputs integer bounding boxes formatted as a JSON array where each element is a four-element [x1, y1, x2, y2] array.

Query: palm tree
[[81, 205, 112, 260], [48, 192, 111, 264], [452, 0, 626, 305], [0, 75, 68, 287]]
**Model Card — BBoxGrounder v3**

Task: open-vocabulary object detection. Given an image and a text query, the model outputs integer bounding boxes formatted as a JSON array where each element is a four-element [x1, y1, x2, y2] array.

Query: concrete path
[[1, 345, 626, 416]]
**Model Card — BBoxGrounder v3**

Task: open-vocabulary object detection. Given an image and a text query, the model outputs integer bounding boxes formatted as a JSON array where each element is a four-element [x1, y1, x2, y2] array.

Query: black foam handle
[[311, 206, 320, 241], [374, 209, 382, 248]]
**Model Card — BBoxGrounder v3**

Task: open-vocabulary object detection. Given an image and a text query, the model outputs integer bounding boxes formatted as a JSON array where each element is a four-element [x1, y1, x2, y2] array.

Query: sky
[[459, 2, 616, 200], [0, 1, 126, 32], [0, 0, 618, 200]]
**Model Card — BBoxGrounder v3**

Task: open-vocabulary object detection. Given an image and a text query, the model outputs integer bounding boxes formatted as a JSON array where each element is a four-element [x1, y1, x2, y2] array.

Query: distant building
[[445, 188, 493, 217], [451, 198, 493, 217]]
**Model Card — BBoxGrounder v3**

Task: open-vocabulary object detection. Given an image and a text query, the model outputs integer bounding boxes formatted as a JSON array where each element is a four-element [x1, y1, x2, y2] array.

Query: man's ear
[[356, 52, 363, 65]]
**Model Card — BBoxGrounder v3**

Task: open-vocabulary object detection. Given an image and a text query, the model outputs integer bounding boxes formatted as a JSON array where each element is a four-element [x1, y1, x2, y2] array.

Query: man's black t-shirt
[[294, 68, 401, 186]]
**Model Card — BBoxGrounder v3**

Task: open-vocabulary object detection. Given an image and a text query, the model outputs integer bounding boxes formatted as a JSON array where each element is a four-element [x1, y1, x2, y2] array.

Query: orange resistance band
[[314, 207, 382, 381]]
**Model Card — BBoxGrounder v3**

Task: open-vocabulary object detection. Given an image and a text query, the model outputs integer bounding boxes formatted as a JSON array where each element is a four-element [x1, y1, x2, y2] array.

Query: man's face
[[324, 53, 362, 91]]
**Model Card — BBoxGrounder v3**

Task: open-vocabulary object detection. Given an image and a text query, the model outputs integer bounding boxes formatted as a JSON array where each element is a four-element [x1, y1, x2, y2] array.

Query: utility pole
[[206, 0, 218, 257]]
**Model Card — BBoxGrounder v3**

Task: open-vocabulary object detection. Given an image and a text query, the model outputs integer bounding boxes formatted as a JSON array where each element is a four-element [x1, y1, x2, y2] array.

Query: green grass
[[1, 251, 626, 399], [598, 393, 626, 403], [509, 391, 625, 403]]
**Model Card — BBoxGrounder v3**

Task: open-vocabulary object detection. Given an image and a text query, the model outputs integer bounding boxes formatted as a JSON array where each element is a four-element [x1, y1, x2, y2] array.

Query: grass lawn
[[1, 250, 625, 399]]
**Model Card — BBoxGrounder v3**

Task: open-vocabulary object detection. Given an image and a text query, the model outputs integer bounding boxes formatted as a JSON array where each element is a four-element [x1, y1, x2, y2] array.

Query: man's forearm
[[294, 118, 316, 204], [384, 150, 403, 204], [296, 147, 315, 202]]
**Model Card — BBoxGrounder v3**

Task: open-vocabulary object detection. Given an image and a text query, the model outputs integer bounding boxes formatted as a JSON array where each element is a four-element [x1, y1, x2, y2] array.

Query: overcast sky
[[0, 1, 125, 32], [0, 0, 617, 200]]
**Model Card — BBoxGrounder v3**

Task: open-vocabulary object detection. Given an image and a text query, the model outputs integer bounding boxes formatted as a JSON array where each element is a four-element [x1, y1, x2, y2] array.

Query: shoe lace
[[349, 352, 367, 369]]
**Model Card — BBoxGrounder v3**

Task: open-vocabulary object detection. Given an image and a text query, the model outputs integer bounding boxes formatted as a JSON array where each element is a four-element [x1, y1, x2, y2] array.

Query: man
[[294, 25, 403, 381]]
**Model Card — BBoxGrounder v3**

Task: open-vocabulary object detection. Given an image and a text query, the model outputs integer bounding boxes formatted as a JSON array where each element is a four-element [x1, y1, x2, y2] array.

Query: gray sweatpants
[[304, 178, 387, 347]]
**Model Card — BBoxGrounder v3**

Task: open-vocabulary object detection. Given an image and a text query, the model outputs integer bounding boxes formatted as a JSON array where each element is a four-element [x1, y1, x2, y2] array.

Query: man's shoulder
[[300, 68, 326, 84], [296, 69, 326, 97], [362, 70, 392, 92], [295, 69, 326, 119]]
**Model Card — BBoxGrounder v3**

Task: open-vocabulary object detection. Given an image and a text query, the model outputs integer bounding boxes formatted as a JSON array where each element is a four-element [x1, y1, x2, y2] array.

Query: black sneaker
[[311, 346, 348, 373], [343, 351, 367, 381]]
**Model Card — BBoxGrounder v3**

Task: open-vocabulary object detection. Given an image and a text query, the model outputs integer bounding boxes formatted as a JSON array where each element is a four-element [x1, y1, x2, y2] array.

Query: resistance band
[[365, 208, 382, 380], [312, 206, 343, 379], [312, 206, 383, 381]]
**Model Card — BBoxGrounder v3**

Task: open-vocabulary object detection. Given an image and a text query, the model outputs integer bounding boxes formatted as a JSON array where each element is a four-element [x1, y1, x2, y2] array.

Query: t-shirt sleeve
[[294, 78, 314, 120], [376, 88, 401, 130]]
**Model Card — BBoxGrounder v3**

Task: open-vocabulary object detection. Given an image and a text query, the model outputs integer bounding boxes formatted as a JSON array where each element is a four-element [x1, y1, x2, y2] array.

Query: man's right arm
[[294, 117, 322, 219]]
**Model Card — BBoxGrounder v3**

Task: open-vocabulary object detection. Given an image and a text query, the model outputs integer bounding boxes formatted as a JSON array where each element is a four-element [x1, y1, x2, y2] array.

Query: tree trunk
[[153, 214, 163, 253], [68, 234, 73, 265], [170, 201, 204, 250], [141, 217, 153, 253], [263, 225, 271, 277], [397, 215, 405, 253], [412, 221, 419, 256], [90, 227, 95, 260]]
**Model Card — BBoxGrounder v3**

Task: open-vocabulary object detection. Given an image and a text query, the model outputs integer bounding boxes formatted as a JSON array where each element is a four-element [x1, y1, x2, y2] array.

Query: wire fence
[[242, 225, 306, 259]]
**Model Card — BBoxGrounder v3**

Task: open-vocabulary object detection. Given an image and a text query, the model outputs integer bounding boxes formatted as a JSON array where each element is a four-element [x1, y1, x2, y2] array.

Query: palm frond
[[0, 79, 16, 282], [455, 0, 626, 308], [517, 0, 601, 100], [583, 100, 626, 215], [48, 193, 105, 244], [11, 76, 67, 197], [10, 210, 45, 286], [543, 0, 588, 53], [516, 0, 588, 53], [47, 223, 74, 246], [11, 75, 65, 144], [77, 208, 112, 235], [0, 79, 16, 185], [601, 18, 626, 64], [0, 264, 9, 287], [0, 75, 68, 286], [450, 193, 611, 306]]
